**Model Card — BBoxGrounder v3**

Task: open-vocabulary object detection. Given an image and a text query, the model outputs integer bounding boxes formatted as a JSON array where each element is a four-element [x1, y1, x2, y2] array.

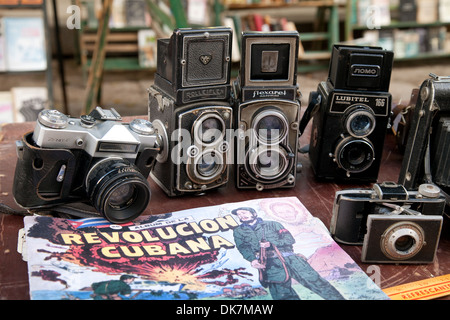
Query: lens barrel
[[253, 109, 288, 145], [381, 222, 425, 260], [345, 107, 376, 138], [86, 158, 151, 223], [335, 137, 375, 173]]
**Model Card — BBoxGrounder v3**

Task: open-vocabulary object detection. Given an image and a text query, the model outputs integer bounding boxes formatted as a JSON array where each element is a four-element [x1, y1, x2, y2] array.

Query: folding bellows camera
[[399, 74, 450, 214]]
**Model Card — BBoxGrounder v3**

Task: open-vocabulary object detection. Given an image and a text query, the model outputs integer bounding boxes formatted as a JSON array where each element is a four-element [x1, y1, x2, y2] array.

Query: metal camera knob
[[418, 184, 441, 198], [130, 119, 155, 135], [38, 110, 69, 129]]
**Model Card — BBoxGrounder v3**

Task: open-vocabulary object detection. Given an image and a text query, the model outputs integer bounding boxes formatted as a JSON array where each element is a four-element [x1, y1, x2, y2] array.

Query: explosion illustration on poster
[[22, 197, 389, 300]]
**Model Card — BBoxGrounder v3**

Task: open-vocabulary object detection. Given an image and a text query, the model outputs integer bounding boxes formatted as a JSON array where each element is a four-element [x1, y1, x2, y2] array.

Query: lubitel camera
[[233, 31, 301, 190], [13, 107, 162, 223], [398, 74, 450, 214], [304, 45, 394, 182], [148, 27, 233, 196], [330, 182, 445, 264]]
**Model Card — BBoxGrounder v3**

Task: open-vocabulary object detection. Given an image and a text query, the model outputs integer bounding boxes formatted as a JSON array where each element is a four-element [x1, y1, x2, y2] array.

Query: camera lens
[[201, 118, 222, 143], [194, 113, 225, 145], [345, 108, 375, 138], [108, 184, 136, 208], [253, 109, 288, 145], [197, 152, 220, 177], [394, 235, 416, 252], [347, 147, 366, 166], [335, 137, 375, 173], [86, 158, 151, 223], [350, 114, 372, 135], [381, 222, 425, 260], [248, 146, 290, 180], [187, 150, 224, 184]]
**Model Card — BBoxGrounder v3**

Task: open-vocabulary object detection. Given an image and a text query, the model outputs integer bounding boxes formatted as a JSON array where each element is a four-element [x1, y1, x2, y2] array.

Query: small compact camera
[[148, 27, 233, 196], [398, 74, 450, 214], [330, 182, 445, 264], [305, 45, 394, 182], [233, 31, 301, 190], [13, 108, 162, 223]]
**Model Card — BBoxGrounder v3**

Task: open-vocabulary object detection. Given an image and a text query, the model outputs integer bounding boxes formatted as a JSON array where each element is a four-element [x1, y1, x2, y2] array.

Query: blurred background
[[0, 0, 450, 122]]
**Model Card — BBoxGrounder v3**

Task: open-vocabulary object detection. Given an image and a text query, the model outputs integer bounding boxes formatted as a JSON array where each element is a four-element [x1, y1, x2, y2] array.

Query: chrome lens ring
[[334, 137, 375, 173], [252, 109, 289, 145], [193, 112, 225, 147], [345, 107, 376, 138], [248, 145, 290, 181], [187, 149, 225, 184], [381, 222, 425, 260]]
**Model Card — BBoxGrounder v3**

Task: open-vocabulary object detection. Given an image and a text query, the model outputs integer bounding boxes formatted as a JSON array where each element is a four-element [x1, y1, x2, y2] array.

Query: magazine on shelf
[[2, 16, 47, 71], [21, 197, 389, 300], [138, 29, 157, 68], [0, 19, 5, 72]]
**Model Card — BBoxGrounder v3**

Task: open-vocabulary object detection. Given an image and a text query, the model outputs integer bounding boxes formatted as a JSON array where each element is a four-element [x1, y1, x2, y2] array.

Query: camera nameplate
[[329, 92, 390, 116]]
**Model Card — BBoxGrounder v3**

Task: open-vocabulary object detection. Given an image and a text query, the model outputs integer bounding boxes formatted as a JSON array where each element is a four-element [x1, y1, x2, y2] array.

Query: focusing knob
[[38, 110, 69, 129], [130, 119, 155, 135], [418, 184, 441, 198]]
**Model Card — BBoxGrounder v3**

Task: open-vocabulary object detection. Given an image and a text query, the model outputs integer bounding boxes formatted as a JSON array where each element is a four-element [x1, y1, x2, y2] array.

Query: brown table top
[[1, 117, 449, 300]]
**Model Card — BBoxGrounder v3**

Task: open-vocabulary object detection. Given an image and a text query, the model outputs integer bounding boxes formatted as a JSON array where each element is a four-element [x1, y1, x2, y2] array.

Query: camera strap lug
[[429, 73, 450, 81], [299, 91, 321, 136]]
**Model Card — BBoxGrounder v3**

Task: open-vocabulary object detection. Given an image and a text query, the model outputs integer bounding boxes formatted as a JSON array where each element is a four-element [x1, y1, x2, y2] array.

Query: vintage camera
[[233, 31, 301, 190], [306, 45, 394, 182], [330, 182, 445, 264], [148, 27, 233, 197], [13, 108, 162, 223], [398, 74, 450, 214]]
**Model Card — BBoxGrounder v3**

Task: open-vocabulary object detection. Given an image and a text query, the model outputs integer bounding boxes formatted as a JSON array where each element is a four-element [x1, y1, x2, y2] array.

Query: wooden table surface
[[1, 116, 449, 300]]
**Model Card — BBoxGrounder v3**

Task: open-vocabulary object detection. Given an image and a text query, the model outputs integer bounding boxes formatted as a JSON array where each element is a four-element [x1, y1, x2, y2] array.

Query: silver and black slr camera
[[399, 74, 450, 214], [13, 108, 162, 223], [330, 182, 445, 264], [306, 45, 394, 182], [148, 27, 233, 196], [233, 31, 301, 190]]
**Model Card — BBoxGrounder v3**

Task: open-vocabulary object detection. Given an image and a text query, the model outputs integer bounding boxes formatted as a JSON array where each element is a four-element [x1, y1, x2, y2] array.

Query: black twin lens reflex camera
[[233, 31, 301, 191], [399, 74, 450, 213], [148, 27, 233, 197], [13, 108, 162, 223], [307, 45, 394, 182], [330, 182, 445, 264]]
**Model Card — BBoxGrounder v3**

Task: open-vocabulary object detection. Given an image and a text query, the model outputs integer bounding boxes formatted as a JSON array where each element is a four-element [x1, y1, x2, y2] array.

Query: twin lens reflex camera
[[306, 45, 394, 182], [233, 30, 301, 191], [148, 27, 233, 197]]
